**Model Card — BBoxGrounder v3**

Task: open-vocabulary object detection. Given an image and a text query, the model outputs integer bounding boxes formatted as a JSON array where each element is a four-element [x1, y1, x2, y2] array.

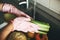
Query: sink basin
[[0, 0, 60, 40]]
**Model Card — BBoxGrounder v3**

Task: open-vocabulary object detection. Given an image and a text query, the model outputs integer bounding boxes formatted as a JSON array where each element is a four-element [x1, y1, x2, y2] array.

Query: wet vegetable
[[4, 13, 16, 22], [7, 31, 27, 40], [27, 32, 35, 38], [35, 34, 41, 40], [31, 20, 50, 34]]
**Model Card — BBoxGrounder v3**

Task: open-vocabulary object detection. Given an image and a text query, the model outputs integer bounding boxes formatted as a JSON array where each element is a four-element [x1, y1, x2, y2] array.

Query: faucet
[[19, 0, 29, 9]]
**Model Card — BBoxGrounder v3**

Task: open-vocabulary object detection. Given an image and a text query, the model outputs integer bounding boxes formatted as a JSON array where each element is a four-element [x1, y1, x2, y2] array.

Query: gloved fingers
[[2, 3, 11, 12], [20, 12, 31, 19], [27, 23, 40, 33], [13, 21, 38, 33], [13, 17, 30, 29], [13, 21, 30, 32], [30, 23, 40, 30], [14, 17, 31, 22]]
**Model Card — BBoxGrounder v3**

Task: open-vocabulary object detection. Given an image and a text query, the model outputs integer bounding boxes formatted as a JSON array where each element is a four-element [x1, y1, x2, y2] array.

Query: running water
[[33, 0, 37, 20]]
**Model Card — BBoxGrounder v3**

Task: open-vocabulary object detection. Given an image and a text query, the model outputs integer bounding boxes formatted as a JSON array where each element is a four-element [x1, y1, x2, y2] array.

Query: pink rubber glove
[[2, 3, 30, 18], [13, 17, 40, 33]]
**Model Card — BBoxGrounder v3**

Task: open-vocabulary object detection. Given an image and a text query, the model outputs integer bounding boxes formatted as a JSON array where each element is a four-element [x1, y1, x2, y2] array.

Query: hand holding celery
[[4, 14, 50, 34]]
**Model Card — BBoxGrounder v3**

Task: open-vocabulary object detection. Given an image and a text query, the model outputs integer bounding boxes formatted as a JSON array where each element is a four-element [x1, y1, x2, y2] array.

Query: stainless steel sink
[[0, 0, 60, 40]]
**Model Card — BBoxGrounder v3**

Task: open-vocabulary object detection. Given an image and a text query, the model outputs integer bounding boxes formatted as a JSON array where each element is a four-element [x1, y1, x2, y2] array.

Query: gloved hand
[[2, 3, 30, 18], [13, 17, 50, 34], [13, 17, 40, 33]]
